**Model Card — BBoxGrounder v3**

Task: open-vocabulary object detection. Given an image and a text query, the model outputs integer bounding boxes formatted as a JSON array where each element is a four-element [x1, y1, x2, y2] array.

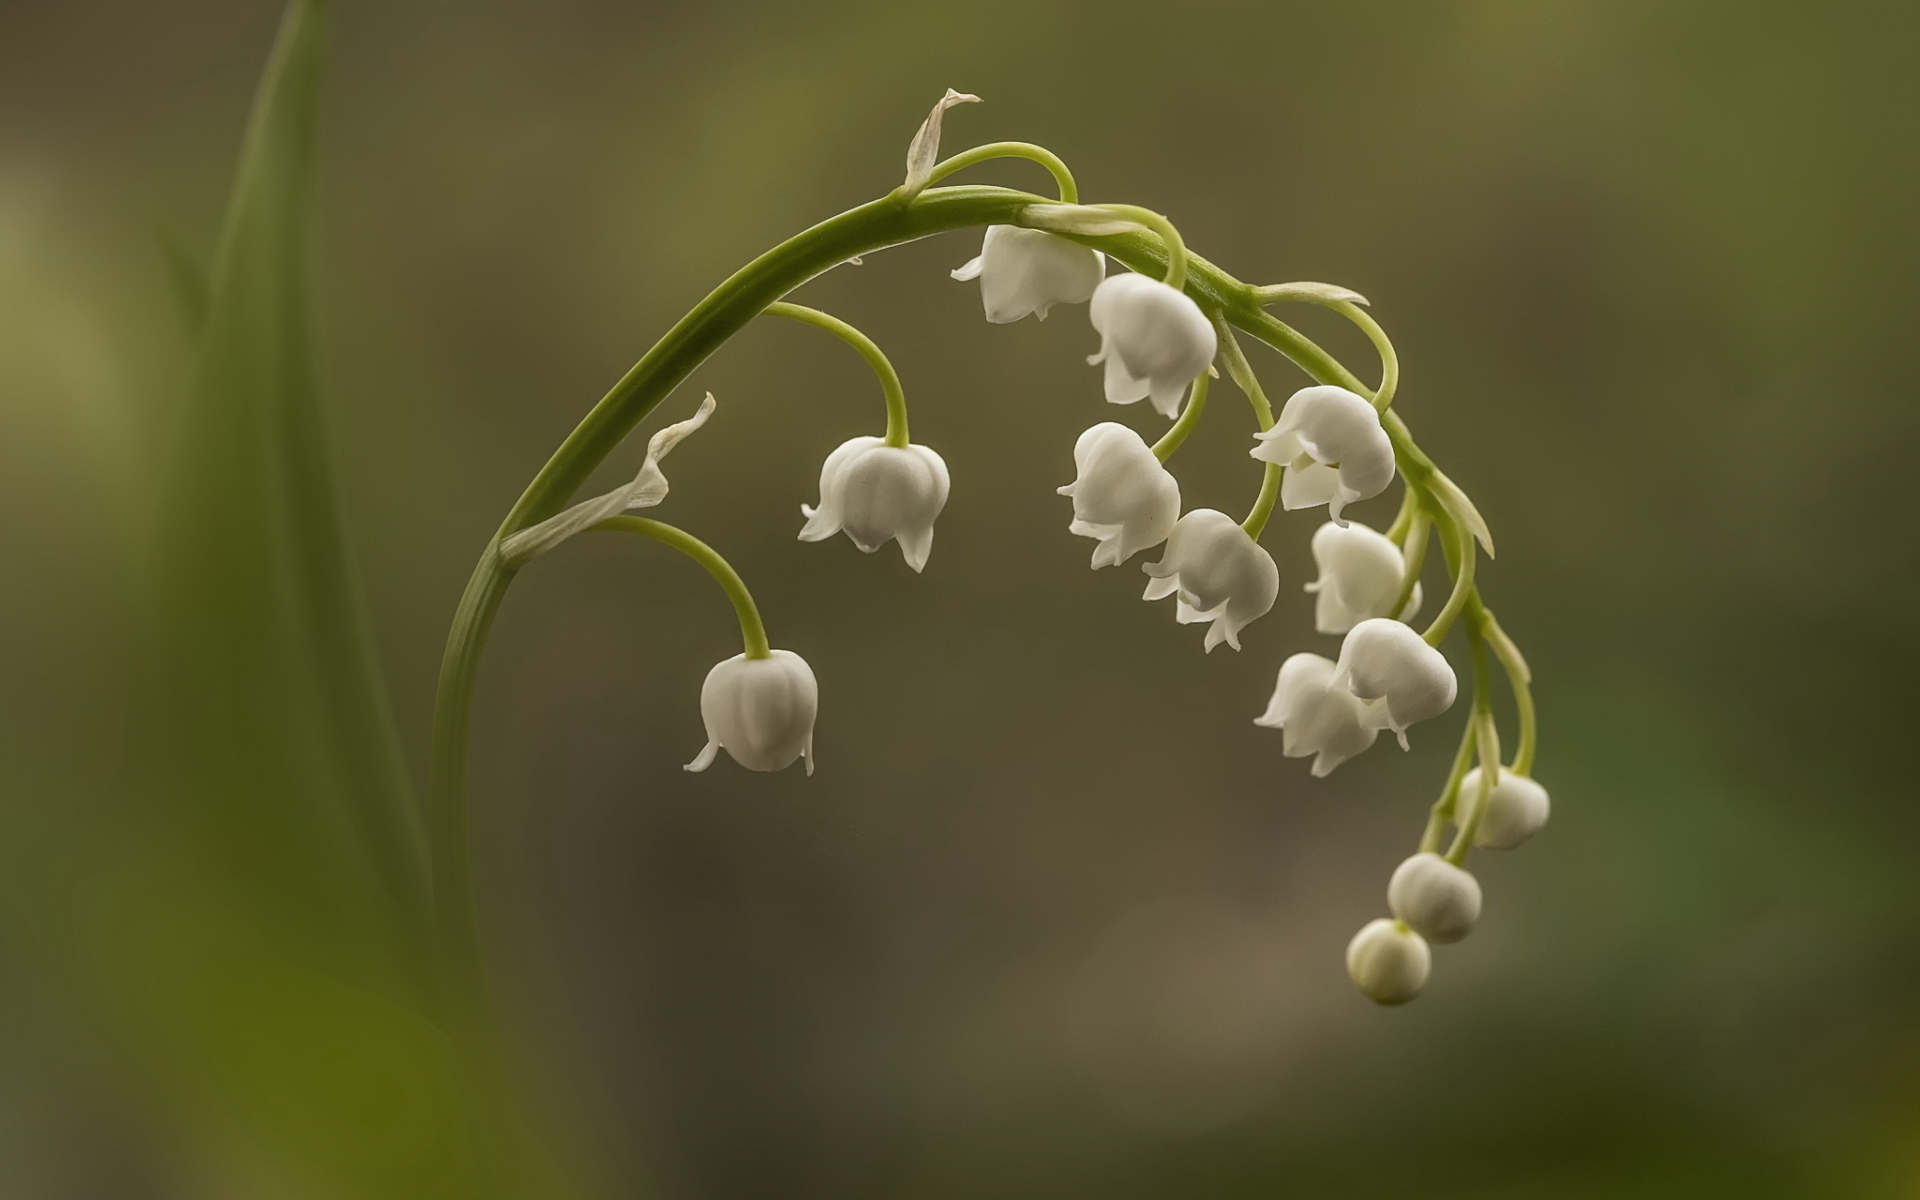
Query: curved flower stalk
[[429, 87, 1550, 1025], [765, 302, 953, 571]]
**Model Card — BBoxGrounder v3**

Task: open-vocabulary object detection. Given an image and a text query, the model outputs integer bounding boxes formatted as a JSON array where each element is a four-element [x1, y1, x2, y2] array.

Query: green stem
[[1242, 464, 1281, 542], [926, 141, 1077, 203], [1391, 505, 1430, 619], [1150, 372, 1209, 461], [429, 185, 1050, 1008], [1421, 505, 1475, 647], [763, 301, 909, 448], [1475, 599, 1538, 775], [1332, 299, 1399, 411], [1385, 485, 1418, 544], [1212, 316, 1281, 540], [1418, 716, 1480, 855], [593, 517, 770, 659], [1093, 203, 1190, 290], [1446, 622, 1502, 864]]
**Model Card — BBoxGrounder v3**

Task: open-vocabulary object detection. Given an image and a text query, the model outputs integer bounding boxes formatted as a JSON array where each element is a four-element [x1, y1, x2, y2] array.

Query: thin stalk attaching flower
[[763, 302, 910, 448], [1419, 715, 1481, 855], [1213, 316, 1281, 539], [1252, 282, 1397, 410], [592, 516, 770, 660], [1150, 372, 1210, 461], [926, 141, 1078, 203], [1390, 505, 1431, 620], [1446, 623, 1503, 864]]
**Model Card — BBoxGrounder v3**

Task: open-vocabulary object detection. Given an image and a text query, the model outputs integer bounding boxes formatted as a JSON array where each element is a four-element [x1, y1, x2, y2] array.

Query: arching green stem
[[1151, 372, 1209, 461], [1446, 623, 1502, 864], [592, 517, 769, 659], [763, 301, 909, 448], [431, 185, 1052, 1002], [926, 141, 1078, 203]]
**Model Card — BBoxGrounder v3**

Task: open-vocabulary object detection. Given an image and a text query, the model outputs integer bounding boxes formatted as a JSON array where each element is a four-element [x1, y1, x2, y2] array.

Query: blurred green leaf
[[155, 0, 426, 952]]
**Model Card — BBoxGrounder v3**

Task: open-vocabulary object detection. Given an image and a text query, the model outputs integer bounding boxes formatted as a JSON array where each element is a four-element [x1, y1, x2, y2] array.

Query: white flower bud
[[1387, 852, 1482, 944], [1087, 272, 1217, 418], [685, 650, 819, 775], [1305, 520, 1421, 635], [1140, 508, 1279, 652], [1253, 652, 1380, 776], [951, 225, 1105, 323], [1457, 768, 1550, 849], [1250, 385, 1395, 524], [798, 436, 951, 572], [1332, 618, 1457, 749], [1345, 918, 1431, 1006], [1057, 422, 1180, 568]]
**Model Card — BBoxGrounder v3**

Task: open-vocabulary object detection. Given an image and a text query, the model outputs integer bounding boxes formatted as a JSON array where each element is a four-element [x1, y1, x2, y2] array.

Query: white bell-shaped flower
[[1087, 272, 1217, 418], [1305, 520, 1422, 635], [1057, 422, 1180, 568], [798, 436, 951, 573], [1332, 618, 1457, 748], [1140, 508, 1279, 652], [1346, 919, 1431, 1006], [951, 225, 1105, 323], [1387, 853, 1482, 944], [685, 650, 819, 775], [1457, 768, 1551, 849], [1251, 385, 1396, 524], [1253, 653, 1381, 777]]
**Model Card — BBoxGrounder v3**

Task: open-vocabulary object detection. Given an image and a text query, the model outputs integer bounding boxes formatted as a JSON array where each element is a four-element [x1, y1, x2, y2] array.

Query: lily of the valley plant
[[447, 88, 1548, 1008]]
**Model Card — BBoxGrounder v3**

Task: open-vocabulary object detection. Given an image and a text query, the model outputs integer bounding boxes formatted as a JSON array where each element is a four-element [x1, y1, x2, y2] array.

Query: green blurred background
[[3, 1, 1918, 1196]]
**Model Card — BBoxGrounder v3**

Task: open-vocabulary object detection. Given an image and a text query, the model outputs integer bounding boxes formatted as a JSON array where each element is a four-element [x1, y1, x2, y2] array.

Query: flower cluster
[[486, 90, 1547, 1005]]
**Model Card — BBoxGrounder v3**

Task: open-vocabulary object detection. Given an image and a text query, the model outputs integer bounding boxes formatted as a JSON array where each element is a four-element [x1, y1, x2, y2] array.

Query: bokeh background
[[3, 1, 1919, 1197]]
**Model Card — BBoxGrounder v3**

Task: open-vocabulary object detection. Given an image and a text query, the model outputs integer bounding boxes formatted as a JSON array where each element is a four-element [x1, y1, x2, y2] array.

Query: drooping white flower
[[1305, 520, 1422, 635], [1250, 385, 1395, 524], [951, 225, 1105, 323], [1332, 618, 1457, 748], [1456, 768, 1550, 849], [1346, 918, 1431, 1006], [1253, 653, 1380, 777], [1087, 272, 1217, 418], [685, 650, 819, 775], [1387, 853, 1482, 944], [1140, 508, 1279, 652], [1057, 422, 1180, 568], [798, 436, 951, 572]]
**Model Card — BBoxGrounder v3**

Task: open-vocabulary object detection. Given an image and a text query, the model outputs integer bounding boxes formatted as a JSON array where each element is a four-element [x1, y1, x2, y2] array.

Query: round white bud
[[1345, 918, 1431, 1006], [1387, 852, 1482, 944], [1457, 768, 1550, 849]]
